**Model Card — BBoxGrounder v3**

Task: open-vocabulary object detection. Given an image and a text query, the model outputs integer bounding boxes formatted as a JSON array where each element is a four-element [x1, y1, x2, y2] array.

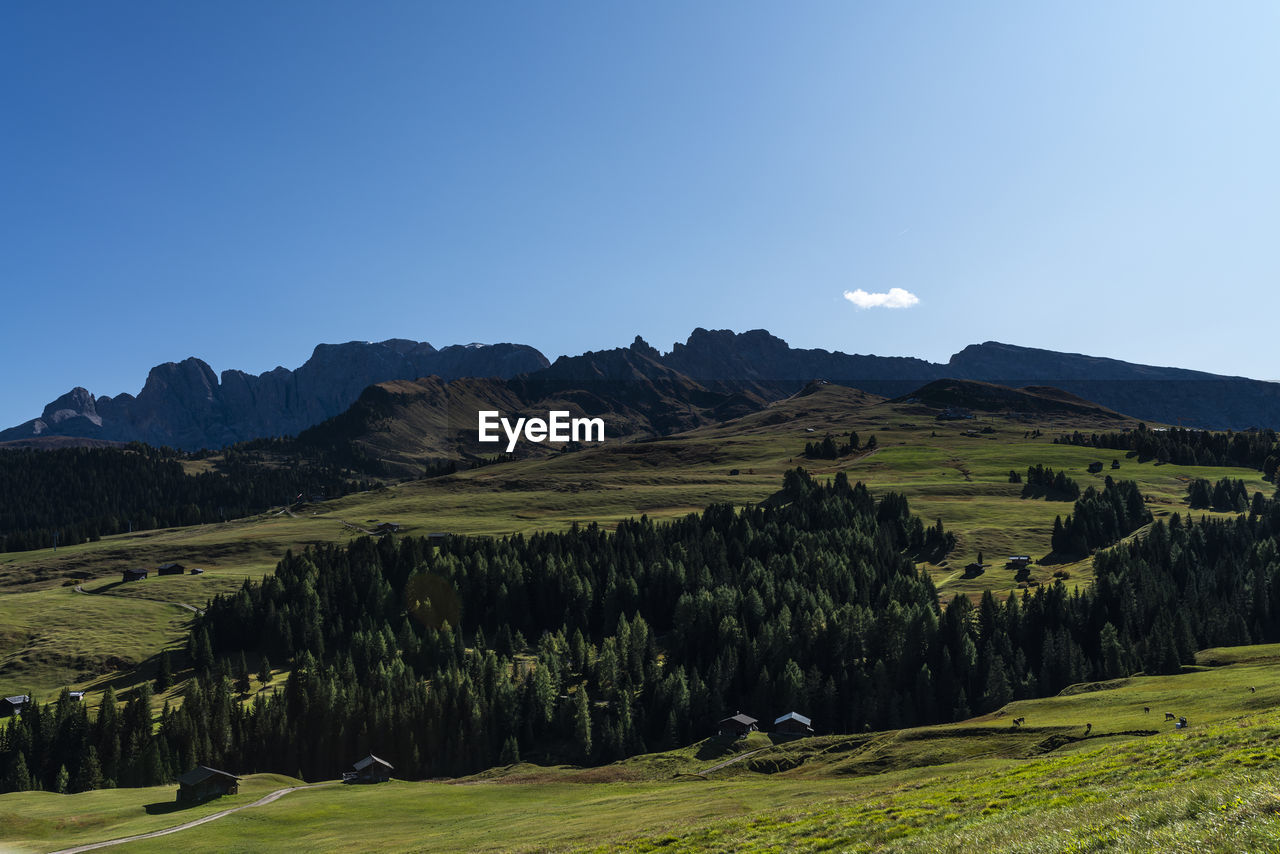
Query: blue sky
[[4, 2, 1279, 427]]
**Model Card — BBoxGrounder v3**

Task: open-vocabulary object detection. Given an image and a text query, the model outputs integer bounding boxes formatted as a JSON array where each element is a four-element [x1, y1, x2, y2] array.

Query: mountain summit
[[5, 330, 1279, 450]]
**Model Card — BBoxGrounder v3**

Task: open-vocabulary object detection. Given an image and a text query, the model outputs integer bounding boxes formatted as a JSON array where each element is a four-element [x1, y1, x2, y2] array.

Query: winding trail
[[73, 584, 203, 616], [699, 747, 765, 775], [46, 783, 331, 854]]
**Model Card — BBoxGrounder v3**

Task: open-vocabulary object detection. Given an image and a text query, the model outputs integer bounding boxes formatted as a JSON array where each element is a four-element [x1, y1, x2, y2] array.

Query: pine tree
[[258, 655, 272, 689], [5, 752, 31, 792], [73, 747, 103, 793], [573, 684, 592, 762], [155, 650, 173, 693]]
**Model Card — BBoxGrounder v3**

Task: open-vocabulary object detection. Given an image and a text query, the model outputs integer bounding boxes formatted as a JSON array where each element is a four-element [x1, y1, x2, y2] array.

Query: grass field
[[1, 385, 1271, 703], [5, 650, 1280, 853]]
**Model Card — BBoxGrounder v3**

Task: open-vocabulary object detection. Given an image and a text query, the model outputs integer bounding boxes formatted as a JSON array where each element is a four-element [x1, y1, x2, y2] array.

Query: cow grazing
[[1143, 706, 1150, 713], [1164, 712, 1176, 721], [1249, 687, 1256, 693], [1011, 717, 1025, 727], [1084, 723, 1092, 735]]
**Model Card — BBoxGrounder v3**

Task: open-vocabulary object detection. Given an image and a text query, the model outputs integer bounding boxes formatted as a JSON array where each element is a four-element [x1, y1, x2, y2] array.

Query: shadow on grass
[[694, 737, 740, 761], [143, 797, 217, 816]]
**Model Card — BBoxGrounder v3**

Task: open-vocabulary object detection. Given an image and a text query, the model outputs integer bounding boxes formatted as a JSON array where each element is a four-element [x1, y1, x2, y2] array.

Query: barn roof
[[158, 562, 183, 569], [177, 765, 240, 786], [719, 713, 758, 726], [353, 753, 393, 771], [774, 711, 812, 726], [3, 695, 29, 705]]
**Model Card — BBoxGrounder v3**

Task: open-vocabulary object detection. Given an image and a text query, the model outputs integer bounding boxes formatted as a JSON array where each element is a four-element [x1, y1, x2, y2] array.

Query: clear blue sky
[[4, 2, 1279, 427]]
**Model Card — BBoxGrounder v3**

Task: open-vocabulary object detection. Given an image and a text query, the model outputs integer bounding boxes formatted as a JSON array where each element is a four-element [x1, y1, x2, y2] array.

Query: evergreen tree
[[573, 684, 592, 762], [155, 650, 173, 693]]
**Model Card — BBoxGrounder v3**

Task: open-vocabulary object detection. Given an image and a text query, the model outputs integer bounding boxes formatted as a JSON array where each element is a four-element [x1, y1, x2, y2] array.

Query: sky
[[4, 2, 1279, 428]]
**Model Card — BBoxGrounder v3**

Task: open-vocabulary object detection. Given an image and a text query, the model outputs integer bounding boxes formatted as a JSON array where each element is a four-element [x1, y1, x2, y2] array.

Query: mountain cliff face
[[5, 329, 1279, 451], [655, 330, 1280, 430], [0, 340, 549, 450]]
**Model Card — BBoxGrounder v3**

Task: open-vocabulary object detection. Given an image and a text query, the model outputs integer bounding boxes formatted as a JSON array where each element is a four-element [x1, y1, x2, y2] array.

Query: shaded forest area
[[0, 445, 367, 552]]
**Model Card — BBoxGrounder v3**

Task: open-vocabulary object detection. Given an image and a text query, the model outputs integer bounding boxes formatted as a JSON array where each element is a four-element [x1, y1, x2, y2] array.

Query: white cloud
[[842, 287, 920, 310]]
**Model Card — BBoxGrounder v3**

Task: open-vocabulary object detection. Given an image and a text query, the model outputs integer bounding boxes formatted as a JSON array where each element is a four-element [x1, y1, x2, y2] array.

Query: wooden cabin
[[189, 567, 205, 575], [717, 713, 759, 737], [1007, 556, 1031, 570], [157, 562, 185, 576], [774, 711, 814, 736], [122, 567, 148, 582], [349, 753, 394, 783], [176, 766, 240, 802], [1, 695, 29, 716]]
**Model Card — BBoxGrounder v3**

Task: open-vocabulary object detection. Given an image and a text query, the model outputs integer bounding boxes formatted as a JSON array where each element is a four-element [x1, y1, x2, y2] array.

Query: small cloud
[[843, 287, 920, 310]]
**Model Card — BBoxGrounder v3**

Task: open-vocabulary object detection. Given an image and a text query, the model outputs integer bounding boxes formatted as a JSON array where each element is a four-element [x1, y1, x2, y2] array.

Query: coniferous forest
[[0, 446, 366, 553], [7, 468, 1280, 793]]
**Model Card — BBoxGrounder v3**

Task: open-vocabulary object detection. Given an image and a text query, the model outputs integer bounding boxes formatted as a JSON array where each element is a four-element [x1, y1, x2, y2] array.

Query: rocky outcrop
[[0, 340, 549, 450], [7, 329, 1280, 450]]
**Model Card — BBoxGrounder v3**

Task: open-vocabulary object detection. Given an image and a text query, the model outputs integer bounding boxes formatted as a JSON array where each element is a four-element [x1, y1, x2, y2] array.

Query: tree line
[[6, 469, 1280, 792], [1055, 425, 1278, 477]]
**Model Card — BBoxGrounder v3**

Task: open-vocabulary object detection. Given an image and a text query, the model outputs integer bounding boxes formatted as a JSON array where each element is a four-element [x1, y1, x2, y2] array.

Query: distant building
[[176, 766, 240, 802], [1088, 462, 1104, 474], [717, 713, 759, 736], [1, 695, 29, 716], [773, 711, 814, 736], [348, 754, 393, 783], [964, 562, 987, 576], [189, 567, 205, 575], [157, 562, 185, 576], [122, 568, 148, 582], [1007, 556, 1031, 570], [427, 533, 451, 545], [67, 691, 85, 703], [372, 522, 401, 535]]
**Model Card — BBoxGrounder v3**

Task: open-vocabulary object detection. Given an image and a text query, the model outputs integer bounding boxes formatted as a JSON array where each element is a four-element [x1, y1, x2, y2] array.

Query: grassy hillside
[[5, 651, 1280, 853], [1, 384, 1271, 702]]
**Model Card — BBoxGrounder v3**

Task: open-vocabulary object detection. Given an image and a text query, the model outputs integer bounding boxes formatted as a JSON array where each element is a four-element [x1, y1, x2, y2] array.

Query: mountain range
[[4, 328, 1278, 451]]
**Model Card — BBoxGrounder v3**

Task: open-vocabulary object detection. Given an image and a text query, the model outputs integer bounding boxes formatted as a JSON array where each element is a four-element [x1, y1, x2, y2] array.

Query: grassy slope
[[0, 773, 302, 852], [1, 386, 1272, 702], [6, 652, 1280, 853]]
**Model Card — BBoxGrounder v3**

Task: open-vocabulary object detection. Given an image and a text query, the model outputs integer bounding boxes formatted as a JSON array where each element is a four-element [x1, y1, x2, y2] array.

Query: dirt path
[[46, 784, 330, 854], [73, 584, 203, 616], [699, 747, 765, 775]]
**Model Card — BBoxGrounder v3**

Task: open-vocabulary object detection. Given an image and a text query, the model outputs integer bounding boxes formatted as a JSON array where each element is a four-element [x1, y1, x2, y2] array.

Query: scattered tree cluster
[[803, 432, 874, 460], [1021, 465, 1081, 501], [1055, 425, 1278, 477], [1186, 477, 1263, 513], [1050, 477, 1152, 556]]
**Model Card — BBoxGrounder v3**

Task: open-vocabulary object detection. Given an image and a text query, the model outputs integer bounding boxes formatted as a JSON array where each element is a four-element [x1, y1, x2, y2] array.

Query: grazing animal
[[1249, 687, 1256, 693], [1084, 723, 1092, 735], [1143, 706, 1150, 713], [1012, 717, 1025, 727], [1164, 712, 1176, 721]]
